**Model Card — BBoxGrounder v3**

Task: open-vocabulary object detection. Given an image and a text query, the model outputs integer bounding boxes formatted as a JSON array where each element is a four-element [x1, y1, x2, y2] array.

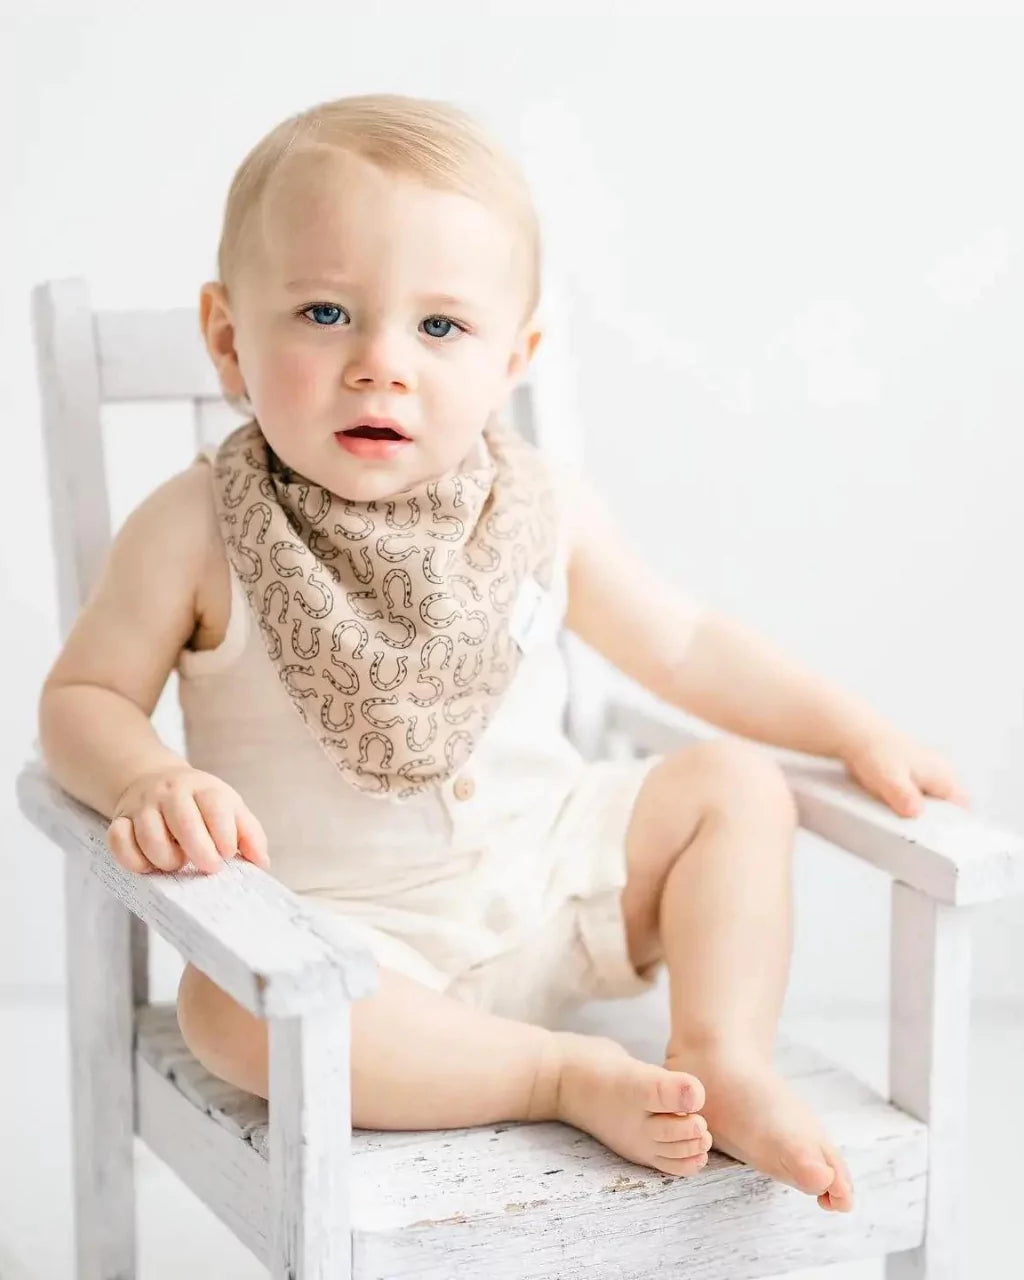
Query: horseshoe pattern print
[[212, 417, 559, 799]]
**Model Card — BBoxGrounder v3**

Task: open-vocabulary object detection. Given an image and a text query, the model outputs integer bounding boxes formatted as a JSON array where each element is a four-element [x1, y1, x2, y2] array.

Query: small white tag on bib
[[508, 575, 552, 653]]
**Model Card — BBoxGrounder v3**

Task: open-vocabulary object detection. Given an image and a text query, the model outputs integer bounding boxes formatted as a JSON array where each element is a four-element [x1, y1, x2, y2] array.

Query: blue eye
[[297, 305, 465, 339], [421, 315, 464, 340], [301, 303, 346, 326]]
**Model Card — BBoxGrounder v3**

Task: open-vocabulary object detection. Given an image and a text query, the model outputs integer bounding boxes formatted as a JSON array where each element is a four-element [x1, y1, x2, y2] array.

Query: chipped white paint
[[605, 697, 1024, 905], [136, 1054, 271, 1259], [136, 1002, 927, 1279], [886, 884, 973, 1279], [26, 275, 1001, 1277], [270, 1010, 353, 1278], [32, 276, 142, 1280], [18, 760, 377, 1019], [64, 855, 137, 1280]]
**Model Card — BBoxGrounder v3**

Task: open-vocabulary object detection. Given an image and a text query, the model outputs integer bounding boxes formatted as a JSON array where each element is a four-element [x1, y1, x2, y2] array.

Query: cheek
[[246, 338, 324, 407], [444, 348, 510, 408]]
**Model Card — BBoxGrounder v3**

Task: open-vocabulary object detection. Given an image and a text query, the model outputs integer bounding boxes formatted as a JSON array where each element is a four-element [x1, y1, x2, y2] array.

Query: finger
[[235, 805, 271, 869], [161, 789, 224, 874], [194, 789, 243, 864], [916, 760, 970, 807], [132, 807, 187, 872], [869, 763, 922, 818], [107, 815, 155, 875]]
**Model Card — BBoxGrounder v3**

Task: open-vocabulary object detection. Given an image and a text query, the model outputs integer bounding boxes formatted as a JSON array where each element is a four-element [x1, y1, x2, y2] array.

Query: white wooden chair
[[19, 276, 1024, 1279]]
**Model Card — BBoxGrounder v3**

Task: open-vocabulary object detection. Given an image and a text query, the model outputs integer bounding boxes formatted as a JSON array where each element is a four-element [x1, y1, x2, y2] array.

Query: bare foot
[[552, 1032, 712, 1176], [665, 1048, 854, 1212]]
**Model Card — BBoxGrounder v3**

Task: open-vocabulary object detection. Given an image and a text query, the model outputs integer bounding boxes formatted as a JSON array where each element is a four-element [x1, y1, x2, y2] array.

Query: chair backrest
[[31, 276, 606, 753]]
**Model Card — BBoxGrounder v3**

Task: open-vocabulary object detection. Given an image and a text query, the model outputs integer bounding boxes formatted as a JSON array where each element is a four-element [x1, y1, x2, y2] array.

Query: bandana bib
[[211, 417, 559, 800]]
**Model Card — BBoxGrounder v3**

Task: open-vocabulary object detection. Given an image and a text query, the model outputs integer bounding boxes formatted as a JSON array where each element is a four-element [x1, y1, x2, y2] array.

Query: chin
[[330, 464, 418, 505]]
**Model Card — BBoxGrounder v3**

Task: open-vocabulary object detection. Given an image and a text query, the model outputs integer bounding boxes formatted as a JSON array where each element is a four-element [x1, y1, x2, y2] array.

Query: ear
[[505, 318, 543, 382], [198, 282, 247, 401]]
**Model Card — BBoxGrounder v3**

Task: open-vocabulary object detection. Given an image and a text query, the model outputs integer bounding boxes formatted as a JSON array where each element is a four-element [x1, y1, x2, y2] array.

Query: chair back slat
[[32, 280, 114, 638], [96, 307, 221, 401]]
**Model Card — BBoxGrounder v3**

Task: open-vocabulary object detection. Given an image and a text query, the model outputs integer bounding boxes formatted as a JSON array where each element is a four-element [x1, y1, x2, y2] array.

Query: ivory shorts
[[301, 753, 666, 1028]]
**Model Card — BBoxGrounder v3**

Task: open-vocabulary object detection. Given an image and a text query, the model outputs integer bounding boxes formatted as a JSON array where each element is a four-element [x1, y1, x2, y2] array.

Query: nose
[[342, 322, 414, 393]]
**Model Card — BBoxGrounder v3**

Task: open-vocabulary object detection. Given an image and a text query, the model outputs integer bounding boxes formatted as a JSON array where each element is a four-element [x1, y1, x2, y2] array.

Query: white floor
[[1, 994, 1020, 1279]]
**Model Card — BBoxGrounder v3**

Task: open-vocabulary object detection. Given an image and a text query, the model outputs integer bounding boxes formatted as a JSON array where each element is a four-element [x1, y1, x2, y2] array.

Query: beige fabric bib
[[211, 417, 558, 800]]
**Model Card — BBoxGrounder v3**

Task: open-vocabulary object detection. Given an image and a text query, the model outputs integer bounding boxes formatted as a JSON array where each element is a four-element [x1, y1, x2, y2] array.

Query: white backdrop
[[2, 6, 1022, 1015]]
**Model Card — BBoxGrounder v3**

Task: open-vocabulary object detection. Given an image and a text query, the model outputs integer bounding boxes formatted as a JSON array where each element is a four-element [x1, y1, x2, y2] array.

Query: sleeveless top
[[176, 447, 588, 946], [209, 415, 561, 800]]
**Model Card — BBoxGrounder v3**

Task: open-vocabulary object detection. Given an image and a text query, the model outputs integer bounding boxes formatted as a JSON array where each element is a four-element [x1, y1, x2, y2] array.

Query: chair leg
[[885, 882, 973, 1279], [65, 856, 138, 1279], [269, 1003, 353, 1278]]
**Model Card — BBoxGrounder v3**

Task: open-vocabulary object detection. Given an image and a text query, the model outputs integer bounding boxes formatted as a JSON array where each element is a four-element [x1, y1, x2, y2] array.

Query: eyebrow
[[283, 278, 479, 311]]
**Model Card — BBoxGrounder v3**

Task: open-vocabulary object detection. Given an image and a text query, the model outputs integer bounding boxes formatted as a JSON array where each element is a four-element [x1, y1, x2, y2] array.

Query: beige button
[[484, 898, 514, 934], [452, 775, 476, 802]]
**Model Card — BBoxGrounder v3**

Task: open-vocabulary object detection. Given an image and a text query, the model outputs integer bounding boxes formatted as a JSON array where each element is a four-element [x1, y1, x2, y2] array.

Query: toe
[[655, 1134, 712, 1160], [648, 1113, 706, 1143], [648, 1066, 705, 1115], [818, 1184, 853, 1212], [653, 1150, 709, 1177], [819, 1146, 854, 1212], [779, 1145, 835, 1197]]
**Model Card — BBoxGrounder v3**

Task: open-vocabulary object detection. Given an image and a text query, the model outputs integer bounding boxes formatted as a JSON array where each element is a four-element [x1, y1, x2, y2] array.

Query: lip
[[335, 415, 413, 462], [341, 415, 410, 439], [335, 432, 412, 462]]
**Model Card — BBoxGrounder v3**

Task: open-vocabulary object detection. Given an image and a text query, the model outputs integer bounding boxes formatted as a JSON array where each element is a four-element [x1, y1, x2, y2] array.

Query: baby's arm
[[563, 472, 967, 815], [38, 464, 268, 873]]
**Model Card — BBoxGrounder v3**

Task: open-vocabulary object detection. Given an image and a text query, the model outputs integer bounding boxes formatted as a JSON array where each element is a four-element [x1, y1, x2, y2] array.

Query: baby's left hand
[[840, 726, 970, 819]]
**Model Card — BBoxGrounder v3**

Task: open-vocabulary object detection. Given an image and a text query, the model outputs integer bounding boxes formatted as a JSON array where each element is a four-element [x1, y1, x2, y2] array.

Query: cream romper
[[177, 451, 664, 1028]]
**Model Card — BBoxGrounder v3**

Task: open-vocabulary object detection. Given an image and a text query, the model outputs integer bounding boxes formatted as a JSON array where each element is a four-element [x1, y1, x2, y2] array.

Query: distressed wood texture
[[32, 275, 147, 1279], [136, 1000, 926, 1278], [605, 696, 1024, 904], [31, 273, 996, 1278], [886, 884, 973, 1279], [65, 855, 137, 1280], [17, 760, 377, 1018], [270, 1010, 353, 1279]]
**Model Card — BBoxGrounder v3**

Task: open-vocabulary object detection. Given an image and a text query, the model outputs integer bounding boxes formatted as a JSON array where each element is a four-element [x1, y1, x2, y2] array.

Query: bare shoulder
[[138, 459, 230, 653], [101, 458, 219, 609], [130, 456, 218, 542], [43, 459, 229, 712]]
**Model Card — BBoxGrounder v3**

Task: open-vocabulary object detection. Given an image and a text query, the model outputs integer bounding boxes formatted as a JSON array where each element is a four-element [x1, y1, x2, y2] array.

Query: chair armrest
[[16, 758, 378, 1017], [605, 697, 1024, 906]]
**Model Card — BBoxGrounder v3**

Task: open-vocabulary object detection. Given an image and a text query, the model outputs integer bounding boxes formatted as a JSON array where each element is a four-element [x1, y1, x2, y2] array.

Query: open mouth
[[335, 424, 411, 459], [341, 425, 407, 441]]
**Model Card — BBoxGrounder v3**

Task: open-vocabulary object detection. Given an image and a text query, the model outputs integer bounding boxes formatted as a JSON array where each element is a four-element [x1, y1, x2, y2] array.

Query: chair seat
[[135, 994, 927, 1279]]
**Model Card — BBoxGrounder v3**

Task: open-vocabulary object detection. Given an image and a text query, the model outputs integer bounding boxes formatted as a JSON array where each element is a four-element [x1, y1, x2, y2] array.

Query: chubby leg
[[620, 738, 854, 1211], [176, 959, 709, 1175]]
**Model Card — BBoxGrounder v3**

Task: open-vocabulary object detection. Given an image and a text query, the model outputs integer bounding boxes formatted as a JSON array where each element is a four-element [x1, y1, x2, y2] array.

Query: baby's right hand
[[106, 766, 271, 876]]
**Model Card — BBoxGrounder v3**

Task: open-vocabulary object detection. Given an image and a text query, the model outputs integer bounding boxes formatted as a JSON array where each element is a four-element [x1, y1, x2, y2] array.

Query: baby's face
[[203, 148, 539, 501]]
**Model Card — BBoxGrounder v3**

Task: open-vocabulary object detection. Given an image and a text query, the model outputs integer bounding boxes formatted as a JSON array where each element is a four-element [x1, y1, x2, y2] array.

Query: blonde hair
[[216, 92, 541, 324]]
